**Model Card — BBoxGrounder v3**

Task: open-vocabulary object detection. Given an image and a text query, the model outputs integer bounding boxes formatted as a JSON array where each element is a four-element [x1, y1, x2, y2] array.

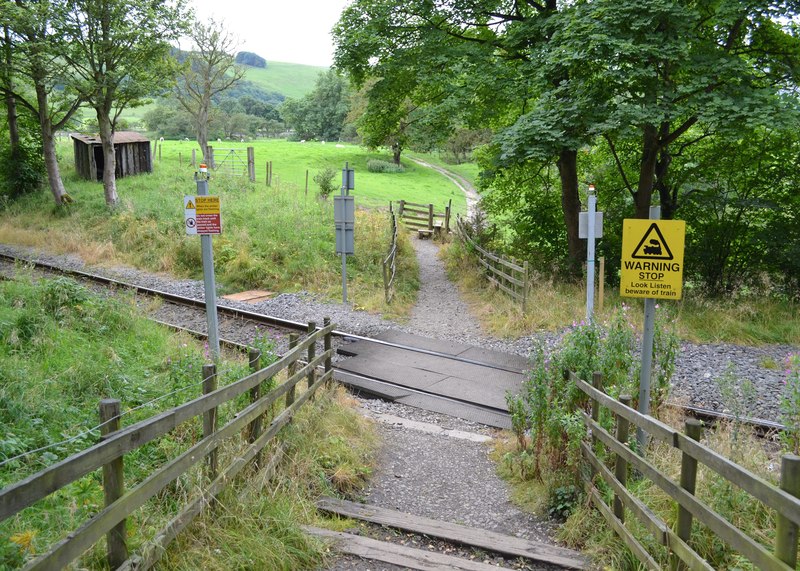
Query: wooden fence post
[[247, 147, 255, 182], [398, 200, 405, 218], [522, 261, 529, 313], [671, 419, 703, 570], [207, 146, 214, 169], [286, 334, 299, 408], [99, 399, 128, 567], [192, 148, 196, 167], [428, 203, 434, 230], [591, 372, 602, 450], [179, 152, 182, 168], [305, 169, 309, 195], [324, 317, 332, 387], [266, 161, 269, 185], [613, 395, 632, 522], [445, 199, 452, 233], [269, 161, 273, 186], [158, 142, 162, 162], [248, 348, 263, 467], [202, 364, 218, 480], [307, 321, 317, 394], [775, 454, 800, 566]]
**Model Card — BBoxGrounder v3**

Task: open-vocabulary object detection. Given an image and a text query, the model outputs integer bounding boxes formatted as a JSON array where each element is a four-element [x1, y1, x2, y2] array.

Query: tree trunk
[[196, 100, 210, 162], [634, 124, 659, 218], [96, 109, 118, 206], [35, 84, 65, 205], [392, 142, 402, 165], [556, 147, 584, 274], [3, 25, 19, 150], [655, 146, 676, 220]]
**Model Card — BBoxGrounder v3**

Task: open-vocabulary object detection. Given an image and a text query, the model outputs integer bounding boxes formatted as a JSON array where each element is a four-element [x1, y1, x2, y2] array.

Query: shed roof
[[71, 131, 150, 145]]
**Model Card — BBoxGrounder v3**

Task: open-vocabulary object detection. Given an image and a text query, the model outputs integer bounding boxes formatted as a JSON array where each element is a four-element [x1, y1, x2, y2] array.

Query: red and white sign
[[184, 195, 221, 235]]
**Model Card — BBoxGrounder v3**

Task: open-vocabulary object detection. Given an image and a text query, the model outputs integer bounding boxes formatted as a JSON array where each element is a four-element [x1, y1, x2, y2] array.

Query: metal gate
[[213, 148, 247, 176]]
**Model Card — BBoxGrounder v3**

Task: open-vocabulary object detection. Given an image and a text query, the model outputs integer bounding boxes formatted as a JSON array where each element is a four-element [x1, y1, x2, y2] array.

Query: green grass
[[0, 276, 378, 569], [0, 138, 464, 314], [243, 61, 328, 100]]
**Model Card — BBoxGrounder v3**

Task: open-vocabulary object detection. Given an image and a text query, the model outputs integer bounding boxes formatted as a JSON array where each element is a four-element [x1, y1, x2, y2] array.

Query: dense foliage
[[280, 70, 352, 141], [235, 51, 267, 68]]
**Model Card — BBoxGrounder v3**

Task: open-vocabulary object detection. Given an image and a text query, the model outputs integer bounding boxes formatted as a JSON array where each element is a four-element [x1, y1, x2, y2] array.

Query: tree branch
[[603, 134, 634, 196]]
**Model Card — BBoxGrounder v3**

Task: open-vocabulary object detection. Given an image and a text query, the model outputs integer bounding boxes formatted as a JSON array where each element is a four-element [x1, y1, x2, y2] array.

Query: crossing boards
[[184, 195, 222, 235], [620, 219, 685, 300]]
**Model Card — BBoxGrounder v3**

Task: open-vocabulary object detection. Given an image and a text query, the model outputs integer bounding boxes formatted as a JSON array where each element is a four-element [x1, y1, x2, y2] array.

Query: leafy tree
[[235, 51, 266, 68], [175, 18, 245, 163], [62, 0, 188, 206], [1, 0, 85, 206], [280, 69, 351, 141]]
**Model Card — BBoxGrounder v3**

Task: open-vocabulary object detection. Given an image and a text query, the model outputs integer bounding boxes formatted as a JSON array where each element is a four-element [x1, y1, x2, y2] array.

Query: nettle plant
[[506, 304, 680, 484], [780, 354, 800, 454]]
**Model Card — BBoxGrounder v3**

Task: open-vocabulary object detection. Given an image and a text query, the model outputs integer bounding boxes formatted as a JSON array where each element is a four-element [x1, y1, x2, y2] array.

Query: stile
[[99, 399, 128, 568]]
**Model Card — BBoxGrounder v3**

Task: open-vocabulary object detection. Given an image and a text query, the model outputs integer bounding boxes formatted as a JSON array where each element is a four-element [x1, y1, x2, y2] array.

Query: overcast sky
[[187, 0, 351, 67]]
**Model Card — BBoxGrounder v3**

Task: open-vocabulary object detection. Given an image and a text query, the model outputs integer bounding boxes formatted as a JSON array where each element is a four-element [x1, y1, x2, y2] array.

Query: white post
[[585, 185, 597, 322], [636, 205, 661, 451], [196, 170, 220, 360]]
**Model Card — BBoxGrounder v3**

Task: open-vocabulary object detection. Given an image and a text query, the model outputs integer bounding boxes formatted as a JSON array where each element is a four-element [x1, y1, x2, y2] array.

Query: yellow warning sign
[[185, 200, 195, 210], [195, 196, 220, 215], [620, 219, 686, 300]]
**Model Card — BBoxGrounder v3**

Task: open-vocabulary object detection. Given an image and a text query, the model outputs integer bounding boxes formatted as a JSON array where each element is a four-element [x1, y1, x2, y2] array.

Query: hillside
[[244, 60, 327, 100]]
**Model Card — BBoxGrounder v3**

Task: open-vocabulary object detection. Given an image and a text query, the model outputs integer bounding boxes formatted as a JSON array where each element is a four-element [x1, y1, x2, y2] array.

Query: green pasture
[[243, 61, 328, 100], [154, 139, 468, 213]]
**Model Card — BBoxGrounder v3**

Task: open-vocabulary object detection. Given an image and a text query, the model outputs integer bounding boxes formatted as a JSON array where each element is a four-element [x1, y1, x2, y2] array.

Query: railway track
[[0, 252, 786, 434]]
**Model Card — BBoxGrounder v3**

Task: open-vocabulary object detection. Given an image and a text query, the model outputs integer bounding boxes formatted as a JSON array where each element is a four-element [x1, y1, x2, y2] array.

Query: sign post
[[620, 210, 685, 450], [185, 163, 221, 360], [334, 162, 355, 303], [579, 184, 604, 322]]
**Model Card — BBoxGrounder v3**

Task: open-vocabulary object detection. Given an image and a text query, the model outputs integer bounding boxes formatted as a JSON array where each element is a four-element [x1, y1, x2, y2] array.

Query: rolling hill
[[244, 61, 328, 100]]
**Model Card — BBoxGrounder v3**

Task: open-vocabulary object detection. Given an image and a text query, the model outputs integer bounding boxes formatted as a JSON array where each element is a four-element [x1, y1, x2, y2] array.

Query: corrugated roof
[[71, 131, 150, 144]]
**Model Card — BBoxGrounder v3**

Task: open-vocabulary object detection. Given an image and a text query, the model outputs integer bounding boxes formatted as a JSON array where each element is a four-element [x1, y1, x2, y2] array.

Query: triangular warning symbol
[[631, 223, 674, 260], [186, 200, 195, 209]]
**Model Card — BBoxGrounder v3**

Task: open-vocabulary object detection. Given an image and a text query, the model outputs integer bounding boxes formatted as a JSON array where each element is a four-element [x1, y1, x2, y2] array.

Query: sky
[[187, 0, 351, 67]]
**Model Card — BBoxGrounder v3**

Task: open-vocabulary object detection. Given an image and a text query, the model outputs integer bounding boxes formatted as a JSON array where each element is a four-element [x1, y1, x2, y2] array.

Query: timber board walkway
[[334, 330, 529, 429]]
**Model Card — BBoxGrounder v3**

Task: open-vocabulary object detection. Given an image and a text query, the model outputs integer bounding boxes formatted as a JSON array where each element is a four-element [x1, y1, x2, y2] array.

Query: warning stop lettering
[[620, 219, 685, 300], [184, 195, 221, 235]]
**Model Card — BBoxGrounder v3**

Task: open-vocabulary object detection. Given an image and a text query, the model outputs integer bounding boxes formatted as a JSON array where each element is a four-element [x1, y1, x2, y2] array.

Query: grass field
[[243, 61, 327, 100]]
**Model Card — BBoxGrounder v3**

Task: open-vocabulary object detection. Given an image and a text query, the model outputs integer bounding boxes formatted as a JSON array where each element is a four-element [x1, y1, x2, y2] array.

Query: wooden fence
[[382, 202, 399, 304], [455, 215, 529, 310], [396, 199, 451, 236], [573, 370, 800, 570], [0, 320, 334, 570]]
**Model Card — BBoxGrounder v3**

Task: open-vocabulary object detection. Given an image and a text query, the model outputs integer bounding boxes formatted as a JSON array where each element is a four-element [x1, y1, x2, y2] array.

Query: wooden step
[[303, 526, 514, 571], [316, 497, 588, 569]]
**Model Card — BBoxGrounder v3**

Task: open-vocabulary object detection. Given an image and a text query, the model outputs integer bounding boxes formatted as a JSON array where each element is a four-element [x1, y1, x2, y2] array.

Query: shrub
[[367, 159, 405, 174], [313, 167, 337, 198], [0, 136, 45, 199]]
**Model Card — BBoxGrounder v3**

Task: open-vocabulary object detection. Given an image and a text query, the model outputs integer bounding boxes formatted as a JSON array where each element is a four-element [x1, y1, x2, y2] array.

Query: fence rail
[[455, 215, 529, 310], [573, 370, 800, 570], [382, 202, 399, 303], [1, 321, 334, 571], [396, 199, 451, 234]]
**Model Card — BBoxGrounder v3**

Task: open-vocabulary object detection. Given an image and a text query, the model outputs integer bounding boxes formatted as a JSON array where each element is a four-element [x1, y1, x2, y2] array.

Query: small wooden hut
[[71, 131, 152, 182]]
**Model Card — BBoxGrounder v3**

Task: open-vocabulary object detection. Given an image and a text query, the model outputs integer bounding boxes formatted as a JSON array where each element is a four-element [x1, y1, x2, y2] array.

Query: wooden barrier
[[572, 370, 800, 570], [382, 202, 399, 303], [396, 199, 451, 234], [0, 322, 335, 570], [454, 214, 529, 310]]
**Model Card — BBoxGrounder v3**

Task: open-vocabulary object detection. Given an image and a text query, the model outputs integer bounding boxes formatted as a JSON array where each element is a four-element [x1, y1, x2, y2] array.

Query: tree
[[1, 0, 85, 205], [175, 19, 245, 163], [62, 0, 188, 206], [280, 70, 351, 141]]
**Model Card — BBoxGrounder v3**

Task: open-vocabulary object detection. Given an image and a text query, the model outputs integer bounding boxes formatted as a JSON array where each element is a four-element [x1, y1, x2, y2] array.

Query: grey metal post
[[636, 205, 661, 451], [586, 185, 597, 322], [196, 174, 220, 360]]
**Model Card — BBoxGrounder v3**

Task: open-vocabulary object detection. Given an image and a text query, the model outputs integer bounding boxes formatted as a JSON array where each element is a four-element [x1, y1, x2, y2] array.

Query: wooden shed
[[71, 131, 152, 182]]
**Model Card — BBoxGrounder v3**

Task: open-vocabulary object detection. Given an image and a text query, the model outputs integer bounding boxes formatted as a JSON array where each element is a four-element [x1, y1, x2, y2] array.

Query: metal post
[[196, 173, 220, 360], [636, 205, 661, 450], [586, 185, 596, 322]]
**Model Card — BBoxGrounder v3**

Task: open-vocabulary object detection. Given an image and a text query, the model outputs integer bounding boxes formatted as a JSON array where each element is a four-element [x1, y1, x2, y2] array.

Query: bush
[[367, 159, 405, 174], [0, 136, 45, 199], [313, 167, 337, 198]]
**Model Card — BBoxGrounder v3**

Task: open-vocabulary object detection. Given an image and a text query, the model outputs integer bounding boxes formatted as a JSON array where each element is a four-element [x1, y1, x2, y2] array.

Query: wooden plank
[[676, 433, 800, 527], [586, 486, 661, 571], [303, 527, 518, 571], [580, 442, 667, 542], [665, 528, 716, 571], [574, 376, 676, 445], [316, 497, 587, 569], [583, 412, 793, 571]]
